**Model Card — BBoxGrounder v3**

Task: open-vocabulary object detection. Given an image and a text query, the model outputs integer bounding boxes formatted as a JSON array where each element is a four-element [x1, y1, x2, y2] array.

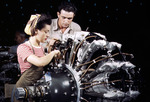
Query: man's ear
[[57, 12, 60, 18]]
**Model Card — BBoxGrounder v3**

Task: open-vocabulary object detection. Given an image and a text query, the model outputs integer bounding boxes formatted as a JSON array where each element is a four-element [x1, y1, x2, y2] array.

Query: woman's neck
[[29, 36, 40, 47]]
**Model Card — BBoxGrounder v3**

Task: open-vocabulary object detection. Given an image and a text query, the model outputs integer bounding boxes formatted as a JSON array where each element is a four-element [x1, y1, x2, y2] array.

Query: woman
[[12, 14, 60, 102], [16, 13, 60, 88]]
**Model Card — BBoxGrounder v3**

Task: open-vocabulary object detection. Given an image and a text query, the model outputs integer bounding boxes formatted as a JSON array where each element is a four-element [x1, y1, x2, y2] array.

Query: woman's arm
[[26, 50, 60, 67]]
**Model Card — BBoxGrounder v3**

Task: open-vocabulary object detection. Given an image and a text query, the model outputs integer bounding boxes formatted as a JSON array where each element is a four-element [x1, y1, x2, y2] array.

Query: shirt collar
[[53, 18, 59, 31]]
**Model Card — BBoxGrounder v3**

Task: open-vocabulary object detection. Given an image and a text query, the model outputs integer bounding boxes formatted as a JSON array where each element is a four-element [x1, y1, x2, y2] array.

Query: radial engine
[[15, 31, 140, 102]]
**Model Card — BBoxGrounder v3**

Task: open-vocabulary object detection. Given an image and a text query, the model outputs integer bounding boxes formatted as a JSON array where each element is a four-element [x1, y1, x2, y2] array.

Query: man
[[9, 30, 28, 54], [49, 1, 82, 42]]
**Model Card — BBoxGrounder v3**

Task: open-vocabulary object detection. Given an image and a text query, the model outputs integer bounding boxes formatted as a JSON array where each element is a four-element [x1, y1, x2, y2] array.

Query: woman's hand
[[53, 50, 61, 58], [47, 38, 58, 53], [47, 38, 57, 47]]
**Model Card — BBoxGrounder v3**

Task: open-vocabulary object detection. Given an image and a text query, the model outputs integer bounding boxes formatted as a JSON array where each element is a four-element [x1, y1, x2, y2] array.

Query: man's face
[[15, 32, 24, 44], [57, 9, 75, 28]]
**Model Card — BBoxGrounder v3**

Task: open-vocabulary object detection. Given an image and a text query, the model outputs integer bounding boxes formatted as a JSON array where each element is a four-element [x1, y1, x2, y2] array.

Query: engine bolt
[[71, 94, 75, 96], [64, 92, 67, 95]]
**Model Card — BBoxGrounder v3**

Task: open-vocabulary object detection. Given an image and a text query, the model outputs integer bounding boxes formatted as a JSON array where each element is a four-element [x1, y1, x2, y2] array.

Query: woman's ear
[[34, 29, 38, 34]]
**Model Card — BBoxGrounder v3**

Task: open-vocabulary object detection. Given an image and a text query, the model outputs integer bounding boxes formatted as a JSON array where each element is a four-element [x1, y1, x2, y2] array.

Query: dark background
[[0, 0, 149, 101]]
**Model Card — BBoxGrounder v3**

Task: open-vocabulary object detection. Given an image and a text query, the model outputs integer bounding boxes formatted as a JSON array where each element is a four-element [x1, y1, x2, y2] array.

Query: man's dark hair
[[58, 1, 77, 15], [15, 30, 26, 38]]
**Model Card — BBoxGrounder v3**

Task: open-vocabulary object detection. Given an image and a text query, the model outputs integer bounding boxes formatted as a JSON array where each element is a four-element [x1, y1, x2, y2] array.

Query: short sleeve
[[76, 24, 82, 31], [17, 43, 33, 62]]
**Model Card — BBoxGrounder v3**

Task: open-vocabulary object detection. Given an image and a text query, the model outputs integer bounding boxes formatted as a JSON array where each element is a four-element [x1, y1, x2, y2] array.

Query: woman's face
[[36, 24, 50, 43]]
